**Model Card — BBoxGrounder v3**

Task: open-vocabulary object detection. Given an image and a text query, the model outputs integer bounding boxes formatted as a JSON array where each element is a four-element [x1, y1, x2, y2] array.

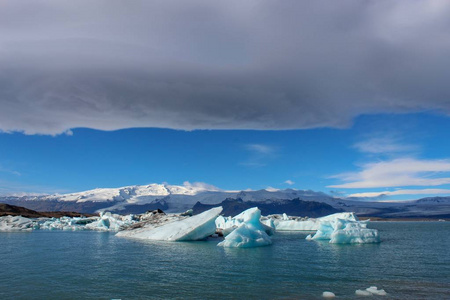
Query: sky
[[1, 0, 450, 200]]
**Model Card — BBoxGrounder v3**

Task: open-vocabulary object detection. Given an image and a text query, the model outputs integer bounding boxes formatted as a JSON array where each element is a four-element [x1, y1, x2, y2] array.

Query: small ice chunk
[[322, 291, 335, 298], [366, 286, 387, 296], [355, 289, 372, 296], [356, 286, 387, 296]]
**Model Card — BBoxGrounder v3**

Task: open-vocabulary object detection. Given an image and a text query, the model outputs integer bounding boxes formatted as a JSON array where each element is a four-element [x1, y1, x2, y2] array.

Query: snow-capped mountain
[[0, 182, 334, 214], [1, 182, 449, 218]]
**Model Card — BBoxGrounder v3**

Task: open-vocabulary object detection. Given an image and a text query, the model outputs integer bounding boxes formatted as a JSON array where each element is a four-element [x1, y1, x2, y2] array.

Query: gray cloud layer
[[1, 0, 450, 134]]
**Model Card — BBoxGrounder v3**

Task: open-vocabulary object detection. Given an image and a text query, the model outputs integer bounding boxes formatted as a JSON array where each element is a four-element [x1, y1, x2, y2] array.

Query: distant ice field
[[0, 222, 449, 299]]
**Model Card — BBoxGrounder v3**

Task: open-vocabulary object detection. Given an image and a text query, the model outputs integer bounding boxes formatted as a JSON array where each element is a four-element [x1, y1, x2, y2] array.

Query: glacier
[[306, 218, 380, 244], [217, 207, 272, 248], [116, 207, 222, 241]]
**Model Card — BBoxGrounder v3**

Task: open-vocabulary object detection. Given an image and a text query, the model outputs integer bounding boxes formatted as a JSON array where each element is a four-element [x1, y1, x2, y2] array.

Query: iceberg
[[217, 207, 272, 248], [273, 212, 358, 231], [306, 218, 380, 244], [216, 209, 275, 237], [37, 216, 97, 231], [85, 212, 136, 231], [35, 213, 136, 232], [116, 207, 222, 241], [0, 215, 34, 231]]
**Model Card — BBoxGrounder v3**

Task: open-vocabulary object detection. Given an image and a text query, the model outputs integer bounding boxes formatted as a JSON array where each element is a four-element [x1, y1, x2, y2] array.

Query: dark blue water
[[1, 222, 449, 299]]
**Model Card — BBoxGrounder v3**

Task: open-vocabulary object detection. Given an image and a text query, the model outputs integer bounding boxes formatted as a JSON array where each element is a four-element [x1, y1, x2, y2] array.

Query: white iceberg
[[217, 207, 272, 248], [0, 215, 34, 231], [116, 207, 222, 241], [273, 212, 358, 231], [307, 218, 380, 244]]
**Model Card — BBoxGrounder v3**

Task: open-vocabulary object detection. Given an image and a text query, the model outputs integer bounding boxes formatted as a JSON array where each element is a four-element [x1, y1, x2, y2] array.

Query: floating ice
[[217, 207, 272, 248], [273, 212, 358, 231], [366, 286, 387, 296], [322, 291, 335, 298], [355, 286, 387, 296], [216, 208, 275, 237], [116, 207, 222, 241], [0, 215, 34, 231], [85, 212, 136, 231], [355, 289, 372, 296], [307, 218, 379, 244], [37, 216, 98, 231]]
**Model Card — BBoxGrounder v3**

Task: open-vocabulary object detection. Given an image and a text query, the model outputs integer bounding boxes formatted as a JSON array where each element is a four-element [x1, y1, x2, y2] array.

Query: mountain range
[[1, 183, 449, 218]]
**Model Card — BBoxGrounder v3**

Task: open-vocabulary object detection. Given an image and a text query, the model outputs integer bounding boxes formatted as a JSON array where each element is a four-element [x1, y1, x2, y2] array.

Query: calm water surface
[[1, 222, 449, 299]]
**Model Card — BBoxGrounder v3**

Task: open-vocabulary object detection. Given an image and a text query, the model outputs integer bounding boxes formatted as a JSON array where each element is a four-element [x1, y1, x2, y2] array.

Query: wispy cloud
[[0, 165, 21, 176], [353, 137, 418, 155], [328, 158, 450, 188], [284, 180, 295, 185], [245, 144, 276, 155], [241, 143, 278, 167]]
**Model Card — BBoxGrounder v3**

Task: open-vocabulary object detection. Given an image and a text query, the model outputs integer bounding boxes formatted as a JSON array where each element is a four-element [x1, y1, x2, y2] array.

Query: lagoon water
[[1, 222, 449, 299]]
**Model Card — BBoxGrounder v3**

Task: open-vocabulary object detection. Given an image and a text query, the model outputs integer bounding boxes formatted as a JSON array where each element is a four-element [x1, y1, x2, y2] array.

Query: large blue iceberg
[[217, 207, 272, 248]]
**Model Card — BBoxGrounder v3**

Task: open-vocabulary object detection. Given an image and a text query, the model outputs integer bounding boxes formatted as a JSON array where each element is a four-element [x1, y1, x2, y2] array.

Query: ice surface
[[0, 215, 33, 231], [34, 213, 136, 232], [85, 212, 136, 231], [116, 207, 223, 241], [322, 291, 335, 298], [366, 286, 387, 296], [216, 208, 275, 237], [355, 289, 372, 296], [355, 286, 387, 296], [217, 207, 272, 248], [307, 218, 380, 244], [273, 212, 358, 231]]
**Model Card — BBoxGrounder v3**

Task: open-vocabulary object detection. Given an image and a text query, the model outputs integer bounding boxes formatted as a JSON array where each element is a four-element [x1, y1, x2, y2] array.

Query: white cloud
[[284, 180, 295, 185], [265, 186, 279, 192], [348, 188, 450, 198], [328, 158, 450, 188]]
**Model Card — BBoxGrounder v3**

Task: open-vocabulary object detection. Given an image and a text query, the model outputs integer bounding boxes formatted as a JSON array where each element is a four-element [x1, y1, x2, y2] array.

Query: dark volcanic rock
[[192, 198, 341, 217], [0, 203, 96, 218], [0, 199, 116, 214]]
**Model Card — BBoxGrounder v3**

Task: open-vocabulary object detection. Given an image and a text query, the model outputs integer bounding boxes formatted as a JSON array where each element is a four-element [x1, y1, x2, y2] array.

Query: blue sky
[[2, 112, 450, 201]]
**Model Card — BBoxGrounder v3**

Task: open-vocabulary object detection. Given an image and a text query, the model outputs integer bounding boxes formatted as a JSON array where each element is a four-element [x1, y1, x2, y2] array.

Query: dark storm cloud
[[1, 0, 450, 134]]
